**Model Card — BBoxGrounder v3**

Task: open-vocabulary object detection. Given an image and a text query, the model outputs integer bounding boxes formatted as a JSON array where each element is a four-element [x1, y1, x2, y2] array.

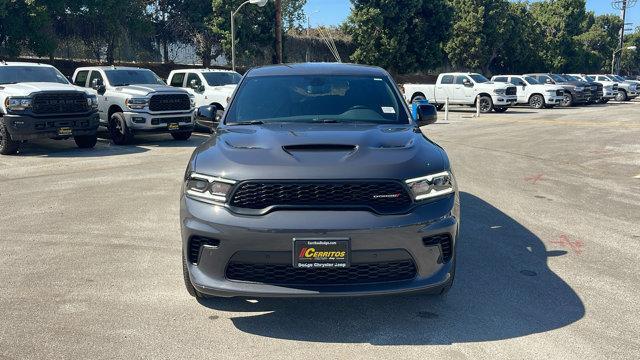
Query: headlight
[[189, 95, 195, 107], [405, 171, 455, 201], [547, 89, 557, 93], [575, 87, 584, 92], [494, 88, 505, 95], [4, 97, 32, 111], [125, 98, 148, 110], [87, 95, 98, 110], [184, 172, 235, 204]]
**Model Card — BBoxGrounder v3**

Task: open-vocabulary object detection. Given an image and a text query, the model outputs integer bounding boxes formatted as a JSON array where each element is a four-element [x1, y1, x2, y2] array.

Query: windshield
[[523, 76, 539, 85], [203, 72, 241, 86], [550, 74, 567, 82], [225, 75, 409, 125], [612, 75, 626, 82], [104, 69, 164, 86], [0, 66, 69, 85], [584, 75, 595, 81], [563, 74, 578, 81], [469, 74, 489, 83]]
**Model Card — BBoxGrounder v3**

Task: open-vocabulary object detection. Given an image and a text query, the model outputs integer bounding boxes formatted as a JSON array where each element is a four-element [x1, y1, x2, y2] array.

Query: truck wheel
[[411, 94, 426, 103], [436, 104, 444, 111], [561, 93, 573, 107], [74, 135, 97, 149], [171, 131, 192, 141], [493, 107, 508, 113], [0, 117, 20, 155], [528, 94, 545, 109], [108, 112, 134, 145], [615, 90, 628, 102], [182, 252, 207, 299], [478, 96, 493, 113]]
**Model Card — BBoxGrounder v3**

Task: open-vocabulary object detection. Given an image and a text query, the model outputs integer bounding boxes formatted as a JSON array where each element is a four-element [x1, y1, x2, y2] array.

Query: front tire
[[528, 94, 545, 109], [435, 104, 444, 111], [615, 90, 628, 102], [108, 112, 134, 145], [0, 117, 20, 155], [478, 96, 493, 113], [74, 135, 97, 149], [561, 92, 573, 107], [171, 131, 192, 141]]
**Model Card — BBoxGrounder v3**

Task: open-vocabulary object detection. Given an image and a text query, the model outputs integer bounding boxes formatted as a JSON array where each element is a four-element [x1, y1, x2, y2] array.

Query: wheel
[[171, 131, 192, 141], [435, 104, 444, 111], [615, 90, 628, 102], [74, 135, 97, 149], [0, 117, 20, 155], [528, 94, 545, 109], [493, 107, 508, 113], [182, 252, 207, 298], [561, 92, 573, 107], [411, 94, 426, 103], [108, 112, 134, 145], [478, 95, 493, 113]]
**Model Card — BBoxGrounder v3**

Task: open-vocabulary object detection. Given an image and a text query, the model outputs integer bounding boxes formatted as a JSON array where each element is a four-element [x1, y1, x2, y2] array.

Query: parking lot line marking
[[634, 174, 640, 179]]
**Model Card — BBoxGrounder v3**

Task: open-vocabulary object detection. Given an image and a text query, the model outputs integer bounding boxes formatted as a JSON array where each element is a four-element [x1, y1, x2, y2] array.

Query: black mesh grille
[[556, 90, 565, 96], [423, 234, 453, 263], [149, 94, 191, 111], [32, 92, 88, 114], [229, 181, 412, 214], [506, 87, 517, 96], [226, 260, 417, 285], [188, 236, 220, 264]]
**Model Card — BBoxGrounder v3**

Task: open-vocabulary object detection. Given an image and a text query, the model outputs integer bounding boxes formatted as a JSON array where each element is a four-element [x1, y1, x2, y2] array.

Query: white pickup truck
[[491, 74, 565, 109], [403, 73, 518, 113], [1, 62, 100, 155], [72, 66, 195, 145]]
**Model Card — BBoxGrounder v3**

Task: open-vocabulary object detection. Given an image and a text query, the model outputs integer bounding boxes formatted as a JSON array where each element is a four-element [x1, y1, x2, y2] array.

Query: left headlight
[[189, 94, 195, 108], [87, 95, 98, 110], [184, 172, 235, 204], [4, 97, 32, 111], [494, 88, 506, 95], [405, 171, 455, 201], [125, 98, 149, 110]]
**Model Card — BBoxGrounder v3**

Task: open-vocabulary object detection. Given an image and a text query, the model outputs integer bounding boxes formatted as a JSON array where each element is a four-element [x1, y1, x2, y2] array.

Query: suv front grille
[[32, 92, 88, 114], [505, 87, 517, 96], [226, 260, 417, 285], [149, 94, 191, 111], [556, 90, 565, 96], [229, 181, 413, 214]]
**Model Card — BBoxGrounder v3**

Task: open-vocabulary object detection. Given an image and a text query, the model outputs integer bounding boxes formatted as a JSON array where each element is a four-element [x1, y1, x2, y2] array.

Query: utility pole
[[275, 0, 283, 64], [612, 1, 637, 74]]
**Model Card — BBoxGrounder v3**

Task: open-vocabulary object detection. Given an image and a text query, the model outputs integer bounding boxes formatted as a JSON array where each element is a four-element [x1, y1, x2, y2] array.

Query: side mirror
[[545, 79, 553, 84], [91, 78, 106, 94], [190, 79, 203, 92], [415, 104, 437, 127], [195, 105, 221, 132], [462, 79, 473, 87]]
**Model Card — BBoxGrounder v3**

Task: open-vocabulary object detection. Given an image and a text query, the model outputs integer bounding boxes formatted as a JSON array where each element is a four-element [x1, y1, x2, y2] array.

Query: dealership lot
[[1, 102, 639, 359]]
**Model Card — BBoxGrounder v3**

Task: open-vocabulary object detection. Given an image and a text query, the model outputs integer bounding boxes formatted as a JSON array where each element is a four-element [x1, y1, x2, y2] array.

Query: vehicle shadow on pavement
[[198, 192, 585, 345]]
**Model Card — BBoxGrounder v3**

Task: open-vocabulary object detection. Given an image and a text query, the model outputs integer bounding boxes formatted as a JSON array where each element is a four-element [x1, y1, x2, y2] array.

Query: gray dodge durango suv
[[181, 63, 459, 298]]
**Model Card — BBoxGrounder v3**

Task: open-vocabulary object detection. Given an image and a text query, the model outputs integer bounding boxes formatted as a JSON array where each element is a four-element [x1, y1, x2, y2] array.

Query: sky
[[303, 0, 640, 31]]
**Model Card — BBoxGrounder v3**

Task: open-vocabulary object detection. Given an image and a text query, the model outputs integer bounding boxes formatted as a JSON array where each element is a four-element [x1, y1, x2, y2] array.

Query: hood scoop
[[282, 144, 357, 152]]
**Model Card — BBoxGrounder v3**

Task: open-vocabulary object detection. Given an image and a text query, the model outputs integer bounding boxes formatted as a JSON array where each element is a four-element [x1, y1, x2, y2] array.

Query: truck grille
[[613, 84, 618, 91], [556, 90, 565, 96], [505, 87, 517, 96], [148, 94, 191, 111], [229, 181, 413, 214], [32, 92, 88, 114], [226, 260, 417, 285]]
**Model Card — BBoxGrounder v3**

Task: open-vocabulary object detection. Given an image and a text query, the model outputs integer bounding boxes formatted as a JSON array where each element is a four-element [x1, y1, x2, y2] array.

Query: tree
[[0, 0, 57, 58], [346, 0, 451, 73], [575, 13, 622, 72]]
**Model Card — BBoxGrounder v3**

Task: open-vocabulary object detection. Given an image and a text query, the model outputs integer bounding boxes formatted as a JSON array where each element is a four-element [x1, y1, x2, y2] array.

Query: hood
[[477, 82, 510, 90], [192, 123, 447, 181], [114, 84, 188, 97], [0, 82, 87, 96], [541, 84, 564, 91]]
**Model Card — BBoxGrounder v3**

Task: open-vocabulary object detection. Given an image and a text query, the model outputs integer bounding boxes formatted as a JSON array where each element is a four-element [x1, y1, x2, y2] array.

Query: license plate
[[293, 238, 350, 268], [168, 123, 179, 130], [57, 127, 72, 136]]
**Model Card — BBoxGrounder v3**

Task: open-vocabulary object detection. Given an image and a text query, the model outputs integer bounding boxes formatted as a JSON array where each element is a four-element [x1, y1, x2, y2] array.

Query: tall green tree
[[346, 0, 451, 73], [575, 13, 622, 72]]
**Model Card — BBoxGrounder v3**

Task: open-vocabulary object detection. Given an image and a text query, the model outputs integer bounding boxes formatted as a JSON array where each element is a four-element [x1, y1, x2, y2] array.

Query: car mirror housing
[[416, 104, 437, 127], [196, 105, 221, 132]]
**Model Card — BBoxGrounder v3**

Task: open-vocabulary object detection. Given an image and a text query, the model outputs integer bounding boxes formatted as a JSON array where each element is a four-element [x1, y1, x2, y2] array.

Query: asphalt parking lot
[[1, 101, 639, 359]]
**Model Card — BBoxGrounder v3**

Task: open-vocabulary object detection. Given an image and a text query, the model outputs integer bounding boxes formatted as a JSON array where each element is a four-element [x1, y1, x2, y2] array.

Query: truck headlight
[[87, 95, 98, 110], [189, 95, 195, 108], [494, 89, 505, 95], [184, 172, 235, 204], [405, 171, 455, 201], [4, 97, 32, 111], [575, 87, 584, 92], [125, 98, 148, 110]]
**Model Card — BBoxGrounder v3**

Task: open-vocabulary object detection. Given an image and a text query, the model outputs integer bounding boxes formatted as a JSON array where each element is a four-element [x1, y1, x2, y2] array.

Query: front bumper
[[181, 194, 459, 297], [492, 95, 517, 107], [3, 112, 99, 141], [123, 110, 195, 133]]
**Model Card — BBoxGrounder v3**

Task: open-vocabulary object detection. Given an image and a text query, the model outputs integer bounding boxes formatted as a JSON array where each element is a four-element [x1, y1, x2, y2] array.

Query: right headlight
[[405, 171, 455, 201], [575, 86, 584, 92], [184, 172, 235, 204], [493, 88, 506, 95], [4, 97, 32, 111]]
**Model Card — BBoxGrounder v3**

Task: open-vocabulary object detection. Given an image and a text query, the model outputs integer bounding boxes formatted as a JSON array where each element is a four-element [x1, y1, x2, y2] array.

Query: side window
[[455, 75, 469, 85], [74, 71, 89, 87], [186, 73, 202, 88], [170, 72, 185, 87], [494, 76, 507, 83], [441, 75, 454, 84], [88, 71, 104, 87], [510, 77, 524, 86]]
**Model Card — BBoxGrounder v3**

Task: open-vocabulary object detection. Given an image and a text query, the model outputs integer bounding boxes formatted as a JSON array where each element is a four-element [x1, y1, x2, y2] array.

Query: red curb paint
[[524, 174, 544, 184], [550, 234, 584, 254]]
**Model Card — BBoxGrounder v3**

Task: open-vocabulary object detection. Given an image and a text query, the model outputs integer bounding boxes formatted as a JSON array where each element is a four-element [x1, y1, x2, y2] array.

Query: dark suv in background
[[180, 63, 458, 298], [526, 73, 590, 107]]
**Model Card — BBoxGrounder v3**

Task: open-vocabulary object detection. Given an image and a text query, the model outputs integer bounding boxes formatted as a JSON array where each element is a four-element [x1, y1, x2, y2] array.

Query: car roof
[[75, 66, 147, 71], [0, 61, 55, 68], [492, 75, 523, 77], [245, 63, 389, 78], [170, 68, 238, 74]]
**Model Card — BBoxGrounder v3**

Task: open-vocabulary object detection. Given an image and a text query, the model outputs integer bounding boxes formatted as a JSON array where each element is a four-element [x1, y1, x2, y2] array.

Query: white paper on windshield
[[381, 107, 396, 114]]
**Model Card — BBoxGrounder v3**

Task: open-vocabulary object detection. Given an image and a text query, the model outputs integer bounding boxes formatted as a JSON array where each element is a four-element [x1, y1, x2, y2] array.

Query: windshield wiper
[[113, 83, 130, 86], [228, 120, 265, 126]]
